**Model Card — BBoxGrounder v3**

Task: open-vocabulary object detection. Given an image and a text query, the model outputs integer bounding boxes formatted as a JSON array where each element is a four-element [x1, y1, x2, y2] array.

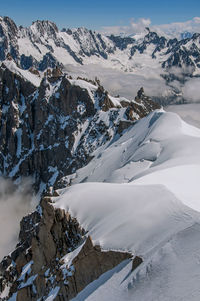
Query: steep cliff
[[0, 60, 160, 192], [0, 196, 134, 301]]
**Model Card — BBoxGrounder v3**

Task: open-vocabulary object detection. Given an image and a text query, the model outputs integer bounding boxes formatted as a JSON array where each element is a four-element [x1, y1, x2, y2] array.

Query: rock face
[[0, 55, 153, 300], [0, 61, 160, 192], [0, 196, 133, 301], [0, 16, 19, 61], [0, 196, 85, 299]]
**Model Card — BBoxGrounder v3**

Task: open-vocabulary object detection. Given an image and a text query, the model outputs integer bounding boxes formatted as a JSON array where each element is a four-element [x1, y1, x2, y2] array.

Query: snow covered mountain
[[0, 15, 200, 301], [1, 16, 200, 103], [1, 109, 200, 301], [0, 58, 159, 192]]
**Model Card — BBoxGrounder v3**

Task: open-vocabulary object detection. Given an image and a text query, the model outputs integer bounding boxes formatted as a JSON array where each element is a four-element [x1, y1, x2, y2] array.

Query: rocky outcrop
[[0, 62, 160, 192], [0, 196, 85, 299], [56, 236, 132, 300], [0, 196, 134, 301], [132, 256, 143, 271], [0, 16, 19, 61]]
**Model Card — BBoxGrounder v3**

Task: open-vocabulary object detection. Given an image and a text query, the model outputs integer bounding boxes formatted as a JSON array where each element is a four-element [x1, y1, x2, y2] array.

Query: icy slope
[[3, 60, 41, 87], [55, 109, 200, 254], [55, 182, 198, 257], [71, 223, 200, 301], [67, 110, 200, 210], [54, 110, 200, 300]]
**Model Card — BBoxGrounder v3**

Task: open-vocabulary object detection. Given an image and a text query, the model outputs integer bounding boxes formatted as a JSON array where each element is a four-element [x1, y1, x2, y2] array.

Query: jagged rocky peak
[[69, 26, 115, 58], [0, 16, 19, 61], [191, 32, 200, 41], [30, 20, 59, 37], [0, 61, 160, 193], [135, 86, 153, 103], [137, 87, 145, 98], [19, 19, 59, 45], [0, 198, 117, 300], [0, 195, 137, 300], [143, 27, 167, 43], [0, 16, 18, 37]]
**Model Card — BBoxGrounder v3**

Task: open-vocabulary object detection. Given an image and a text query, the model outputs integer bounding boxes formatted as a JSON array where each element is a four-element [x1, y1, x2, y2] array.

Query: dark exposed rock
[[132, 256, 143, 271], [38, 52, 62, 71], [0, 196, 85, 299], [117, 120, 133, 134], [6, 53, 13, 61], [124, 87, 160, 121], [28, 67, 40, 77], [130, 30, 167, 58], [71, 27, 114, 59], [109, 35, 135, 50], [31, 20, 59, 37], [52, 66, 63, 78], [0, 16, 19, 61], [0, 64, 159, 193], [20, 54, 35, 70], [0, 197, 132, 301], [137, 87, 144, 98]]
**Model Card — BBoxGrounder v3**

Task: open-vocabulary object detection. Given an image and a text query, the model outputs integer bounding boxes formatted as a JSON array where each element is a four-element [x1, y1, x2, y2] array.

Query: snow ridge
[[53, 110, 200, 301]]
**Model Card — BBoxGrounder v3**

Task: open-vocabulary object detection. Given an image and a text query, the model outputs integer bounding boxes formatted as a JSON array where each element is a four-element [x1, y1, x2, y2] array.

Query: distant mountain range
[[0, 16, 200, 104]]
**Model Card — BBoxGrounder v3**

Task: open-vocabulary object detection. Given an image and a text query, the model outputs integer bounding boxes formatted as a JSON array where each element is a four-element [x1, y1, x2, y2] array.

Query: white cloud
[[166, 103, 200, 129], [65, 63, 171, 100], [129, 18, 151, 34], [156, 17, 200, 38], [0, 178, 35, 261], [182, 78, 200, 102], [101, 18, 151, 36], [100, 17, 200, 39]]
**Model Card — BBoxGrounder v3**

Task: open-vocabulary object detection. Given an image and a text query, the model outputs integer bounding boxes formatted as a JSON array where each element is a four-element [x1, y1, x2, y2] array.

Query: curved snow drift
[[54, 110, 200, 301]]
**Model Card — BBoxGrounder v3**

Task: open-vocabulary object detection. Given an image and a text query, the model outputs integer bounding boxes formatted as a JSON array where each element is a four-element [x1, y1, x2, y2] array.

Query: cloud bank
[[0, 178, 35, 261], [65, 64, 172, 100], [101, 17, 200, 39], [182, 78, 200, 102], [65, 64, 200, 104], [166, 103, 200, 129], [101, 18, 151, 36]]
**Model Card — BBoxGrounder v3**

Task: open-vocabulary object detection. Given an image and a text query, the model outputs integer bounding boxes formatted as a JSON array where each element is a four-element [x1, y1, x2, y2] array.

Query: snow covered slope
[[53, 110, 200, 300], [62, 110, 200, 210], [70, 222, 200, 301], [1, 108, 199, 300]]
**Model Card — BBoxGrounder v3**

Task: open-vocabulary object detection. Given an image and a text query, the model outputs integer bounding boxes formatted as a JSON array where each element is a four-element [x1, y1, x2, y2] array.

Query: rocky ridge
[[0, 59, 160, 192], [0, 194, 140, 301]]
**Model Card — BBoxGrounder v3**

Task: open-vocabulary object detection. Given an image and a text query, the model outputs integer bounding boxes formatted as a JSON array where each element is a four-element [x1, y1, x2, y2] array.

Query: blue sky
[[1, 0, 200, 29]]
